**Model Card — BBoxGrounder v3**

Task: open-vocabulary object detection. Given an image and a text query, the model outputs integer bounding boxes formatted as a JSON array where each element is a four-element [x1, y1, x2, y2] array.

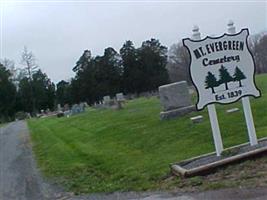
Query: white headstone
[[116, 93, 125, 101], [103, 96, 111, 107]]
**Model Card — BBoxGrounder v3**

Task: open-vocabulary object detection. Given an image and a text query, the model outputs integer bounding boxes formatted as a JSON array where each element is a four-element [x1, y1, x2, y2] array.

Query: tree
[[21, 46, 38, 79], [218, 65, 233, 90], [56, 80, 71, 106], [73, 50, 91, 72], [32, 70, 55, 111], [253, 34, 267, 73], [120, 40, 141, 94], [233, 67, 246, 87], [20, 46, 38, 114], [248, 32, 267, 73], [1, 58, 15, 71], [72, 50, 97, 103], [18, 69, 56, 113], [71, 48, 122, 104], [17, 77, 32, 112], [70, 39, 169, 103], [166, 42, 191, 84], [138, 38, 169, 92], [205, 72, 218, 94], [94, 47, 123, 97], [0, 63, 17, 121]]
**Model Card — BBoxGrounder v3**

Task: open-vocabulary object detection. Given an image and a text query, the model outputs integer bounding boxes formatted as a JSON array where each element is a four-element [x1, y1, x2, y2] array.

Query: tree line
[[0, 32, 266, 122], [0, 47, 56, 122], [0, 39, 169, 121], [57, 39, 169, 105]]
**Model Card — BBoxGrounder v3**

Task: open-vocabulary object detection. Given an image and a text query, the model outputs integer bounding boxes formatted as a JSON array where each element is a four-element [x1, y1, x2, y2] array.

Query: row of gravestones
[[57, 102, 88, 117], [93, 93, 125, 110], [55, 81, 202, 120], [125, 91, 159, 100]]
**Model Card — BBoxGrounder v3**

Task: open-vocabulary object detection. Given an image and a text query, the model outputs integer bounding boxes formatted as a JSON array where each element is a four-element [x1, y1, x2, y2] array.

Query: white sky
[[1, 0, 267, 82]]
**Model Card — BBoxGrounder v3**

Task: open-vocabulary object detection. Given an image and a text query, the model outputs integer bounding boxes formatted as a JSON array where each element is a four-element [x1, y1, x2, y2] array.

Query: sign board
[[183, 29, 261, 110]]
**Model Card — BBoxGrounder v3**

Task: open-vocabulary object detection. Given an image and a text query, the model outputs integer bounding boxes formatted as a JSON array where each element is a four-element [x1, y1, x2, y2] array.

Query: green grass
[[28, 74, 267, 194]]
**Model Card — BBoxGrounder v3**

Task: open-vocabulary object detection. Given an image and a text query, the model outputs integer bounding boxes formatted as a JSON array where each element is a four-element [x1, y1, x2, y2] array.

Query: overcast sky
[[1, 0, 267, 83]]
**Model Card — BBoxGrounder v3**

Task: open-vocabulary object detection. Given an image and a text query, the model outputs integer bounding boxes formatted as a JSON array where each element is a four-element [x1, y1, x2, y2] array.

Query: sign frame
[[183, 28, 261, 111]]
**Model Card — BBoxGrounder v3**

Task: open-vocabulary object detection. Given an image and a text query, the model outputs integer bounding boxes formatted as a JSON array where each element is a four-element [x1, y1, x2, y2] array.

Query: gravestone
[[79, 102, 85, 112], [116, 93, 125, 110], [116, 93, 125, 101], [103, 96, 111, 107], [70, 103, 86, 115], [57, 104, 62, 112], [64, 104, 70, 111], [64, 110, 71, 117], [71, 104, 80, 115], [71, 104, 78, 115], [159, 81, 195, 120]]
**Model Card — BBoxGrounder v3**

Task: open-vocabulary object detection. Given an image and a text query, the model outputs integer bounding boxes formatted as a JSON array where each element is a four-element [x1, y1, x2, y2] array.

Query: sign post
[[191, 26, 223, 156], [227, 20, 258, 146], [183, 23, 261, 156]]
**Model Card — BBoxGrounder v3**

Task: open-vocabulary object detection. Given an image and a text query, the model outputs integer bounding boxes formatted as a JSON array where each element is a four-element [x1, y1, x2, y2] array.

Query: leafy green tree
[[70, 39, 169, 103], [218, 65, 233, 90], [0, 63, 17, 121], [18, 69, 56, 113], [233, 67, 246, 87], [32, 70, 56, 111], [56, 80, 72, 106], [73, 50, 91, 72], [205, 72, 218, 94], [72, 54, 97, 104], [18, 77, 32, 112], [70, 48, 122, 104], [94, 47, 123, 97], [120, 40, 141, 94], [137, 38, 169, 92]]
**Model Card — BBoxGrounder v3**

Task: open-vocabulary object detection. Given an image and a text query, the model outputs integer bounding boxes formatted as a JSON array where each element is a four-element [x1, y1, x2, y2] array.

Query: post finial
[[227, 20, 236, 34], [192, 25, 199, 32], [192, 25, 201, 40], [227, 20, 234, 27]]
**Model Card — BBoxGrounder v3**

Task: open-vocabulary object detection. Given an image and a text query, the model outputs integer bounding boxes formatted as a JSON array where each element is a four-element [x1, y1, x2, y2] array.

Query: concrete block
[[160, 105, 195, 120], [190, 115, 204, 123]]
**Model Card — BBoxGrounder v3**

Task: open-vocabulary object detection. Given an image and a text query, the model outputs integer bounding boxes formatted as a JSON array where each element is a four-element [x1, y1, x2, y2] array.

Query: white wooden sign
[[183, 29, 261, 110]]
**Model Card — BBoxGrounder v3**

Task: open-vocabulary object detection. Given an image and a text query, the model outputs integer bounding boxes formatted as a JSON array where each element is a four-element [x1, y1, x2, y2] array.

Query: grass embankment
[[28, 74, 267, 194]]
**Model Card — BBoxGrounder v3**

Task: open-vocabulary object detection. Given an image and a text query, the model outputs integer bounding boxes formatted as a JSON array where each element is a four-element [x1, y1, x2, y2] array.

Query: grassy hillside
[[28, 74, 267, 194]]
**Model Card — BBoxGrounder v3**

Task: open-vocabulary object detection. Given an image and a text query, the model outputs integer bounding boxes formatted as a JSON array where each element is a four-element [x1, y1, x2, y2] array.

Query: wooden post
[[192, 26, 223, 156], [227, 20, 258, 146]]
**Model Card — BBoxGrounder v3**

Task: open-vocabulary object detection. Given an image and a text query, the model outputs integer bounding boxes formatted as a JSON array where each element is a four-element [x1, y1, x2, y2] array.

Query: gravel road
[[1, 121, 267, 200], [0, 121, 46, 199], [0, 121, 69, 200]]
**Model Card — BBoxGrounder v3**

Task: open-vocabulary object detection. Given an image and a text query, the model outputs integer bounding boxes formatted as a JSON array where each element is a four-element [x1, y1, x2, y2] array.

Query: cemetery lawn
[[28, 74, 267, 194]]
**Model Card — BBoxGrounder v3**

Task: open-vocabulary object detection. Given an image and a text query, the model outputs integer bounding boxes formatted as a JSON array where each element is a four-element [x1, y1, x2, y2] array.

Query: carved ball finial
[[227, 20, 234, 27], [192, 25, 201, 40], [192, 25, 199, 32], [227, 20, 236, 34]]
